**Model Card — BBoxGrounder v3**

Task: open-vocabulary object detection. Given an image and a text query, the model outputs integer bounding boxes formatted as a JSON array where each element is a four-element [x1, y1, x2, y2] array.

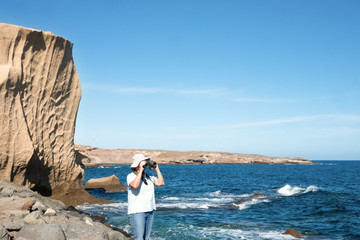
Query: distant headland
[[75, 145, 313, 167]]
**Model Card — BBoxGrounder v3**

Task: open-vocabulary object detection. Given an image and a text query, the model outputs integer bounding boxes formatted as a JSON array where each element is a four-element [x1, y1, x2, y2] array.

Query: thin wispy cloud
[[329, 114, 360, 122], [311, 127, 360, 137], [85, 82, 229, 96], [177, 88, 228, 95], [86, 84, 164, 94], [207, 114, 360, 129], [233, 95, 333, 103], [234, 98, 297, 103]]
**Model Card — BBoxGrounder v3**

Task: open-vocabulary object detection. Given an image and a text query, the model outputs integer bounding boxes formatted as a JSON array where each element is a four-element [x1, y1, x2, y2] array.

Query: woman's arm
[[129, 161, 145, 189], [153, 165, 165, 186]]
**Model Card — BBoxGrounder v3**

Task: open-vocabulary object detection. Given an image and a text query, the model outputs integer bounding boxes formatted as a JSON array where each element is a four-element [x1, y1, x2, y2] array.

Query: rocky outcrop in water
[[84, 175, 127, 192], [0, 23, 85, 200], [283, 228, 304, 238], [75, 145, 313, 166], [0, 180, 130, 240]]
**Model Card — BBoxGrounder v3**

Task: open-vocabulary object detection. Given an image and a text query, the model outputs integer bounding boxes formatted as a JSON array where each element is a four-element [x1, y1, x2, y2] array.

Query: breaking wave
[[79, 185, 319, 214], [277, 184, 318, 196], [233, 198, 271, 210]]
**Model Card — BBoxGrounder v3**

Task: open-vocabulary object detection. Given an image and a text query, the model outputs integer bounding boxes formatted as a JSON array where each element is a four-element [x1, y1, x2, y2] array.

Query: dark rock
[[283, 228, 304, 238], [251, 193, 267, 198], [104, 224, 132, 238], [90, 215, 106, 223], [67, 206, 78, 212], [233, 199, 247, 205]]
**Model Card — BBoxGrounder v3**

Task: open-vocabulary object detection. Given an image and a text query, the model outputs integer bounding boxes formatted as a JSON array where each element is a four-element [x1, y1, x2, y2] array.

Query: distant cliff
[[0, 23, 86, 201], [75, 145, 313, 166]]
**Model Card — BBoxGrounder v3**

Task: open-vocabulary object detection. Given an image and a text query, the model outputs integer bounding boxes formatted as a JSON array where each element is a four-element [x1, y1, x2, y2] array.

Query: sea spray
[[277, 184, 318, 196]]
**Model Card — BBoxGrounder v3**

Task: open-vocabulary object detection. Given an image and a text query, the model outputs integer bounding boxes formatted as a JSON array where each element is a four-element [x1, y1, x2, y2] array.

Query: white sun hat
[[131, 154, 150, 168]]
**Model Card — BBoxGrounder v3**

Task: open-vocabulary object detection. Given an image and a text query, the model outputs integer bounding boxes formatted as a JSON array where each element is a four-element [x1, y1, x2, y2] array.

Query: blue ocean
[[78, 161, 360, 240]]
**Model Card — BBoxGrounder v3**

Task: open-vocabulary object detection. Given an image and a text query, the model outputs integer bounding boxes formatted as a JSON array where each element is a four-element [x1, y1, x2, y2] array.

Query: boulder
[[31, 201, 47, 212], [0, 23, 83, 197], [0, 222, 23, 232], [107, 229, 129, 240], [17, 224, 66, 240], [44, 208, 56, 216], [23, 211, 45, 225], [283, 228, 304, 238], [84, 175, 127, 192], [0, 197, 36, 212], [59, 220, 111, 240]]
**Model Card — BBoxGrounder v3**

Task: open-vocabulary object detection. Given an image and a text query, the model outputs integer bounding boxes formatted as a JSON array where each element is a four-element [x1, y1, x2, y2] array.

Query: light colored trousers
[[129, 211, 154, 240]]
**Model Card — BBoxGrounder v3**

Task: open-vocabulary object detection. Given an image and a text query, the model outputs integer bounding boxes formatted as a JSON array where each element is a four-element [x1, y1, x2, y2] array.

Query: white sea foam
[[277, 184, 318, 196], [304, 185, 318, 193], [162, 196, 230, 202], [196, 226, 297, 240], [233, 198, 271, 210], [159, 190, 256, 210], [161, 190, 273, 210], [211, 190, 222, 196], [209, 190, 250, 198], [158, 202, 212, 209], [259, 230, 298, 239], [162, 196, 182, 201], [77, 202, 128, 212]]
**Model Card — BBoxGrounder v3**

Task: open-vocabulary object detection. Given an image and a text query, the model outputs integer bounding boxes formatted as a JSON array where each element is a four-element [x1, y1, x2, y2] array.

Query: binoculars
[[143, 159, 157, 170]]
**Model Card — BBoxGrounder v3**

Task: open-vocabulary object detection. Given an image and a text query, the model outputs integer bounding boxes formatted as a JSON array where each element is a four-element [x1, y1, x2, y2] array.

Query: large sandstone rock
[[0, 23, 83, 196], [84, 175, 127, 192]]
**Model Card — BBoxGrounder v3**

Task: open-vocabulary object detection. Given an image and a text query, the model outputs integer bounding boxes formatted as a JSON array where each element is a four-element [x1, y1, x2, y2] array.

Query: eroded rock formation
[[84, 175, 127, 192], [0, 23, 83, 197]]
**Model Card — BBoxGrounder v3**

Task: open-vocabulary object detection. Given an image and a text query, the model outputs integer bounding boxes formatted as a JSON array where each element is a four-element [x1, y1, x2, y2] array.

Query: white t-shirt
[[127, 172, 157, 215]]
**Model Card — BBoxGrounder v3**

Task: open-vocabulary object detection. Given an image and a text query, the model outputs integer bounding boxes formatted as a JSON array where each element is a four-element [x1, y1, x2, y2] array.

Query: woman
[[127, 154, 165, 240]]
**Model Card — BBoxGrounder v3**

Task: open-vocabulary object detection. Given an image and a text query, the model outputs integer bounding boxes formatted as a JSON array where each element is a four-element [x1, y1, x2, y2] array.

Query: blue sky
[[2, 1, 359, 160]]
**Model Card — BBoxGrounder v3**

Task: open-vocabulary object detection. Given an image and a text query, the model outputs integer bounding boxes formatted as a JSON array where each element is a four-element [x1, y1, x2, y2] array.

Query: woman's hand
[[153, 164, 165, 186], [129, 161, 146, 189], [139, 161, 146, 171]]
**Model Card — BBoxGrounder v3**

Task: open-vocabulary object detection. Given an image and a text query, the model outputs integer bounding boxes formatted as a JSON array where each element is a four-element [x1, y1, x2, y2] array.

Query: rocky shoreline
[[0, 180, 130, 240], [75, 145, 313, 167]]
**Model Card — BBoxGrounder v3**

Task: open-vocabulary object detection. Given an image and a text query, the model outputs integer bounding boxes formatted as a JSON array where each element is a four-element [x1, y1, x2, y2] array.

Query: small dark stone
[[251, 193, 267, 198], [90, 215, 106, 223], [104, 224, 132, 238], [233, 199, 247, 205]]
